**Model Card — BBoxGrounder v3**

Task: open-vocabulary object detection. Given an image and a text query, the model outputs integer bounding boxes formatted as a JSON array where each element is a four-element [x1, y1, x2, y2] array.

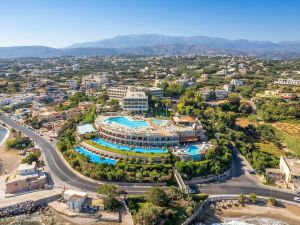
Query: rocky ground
[[0, 205, 123, 225]]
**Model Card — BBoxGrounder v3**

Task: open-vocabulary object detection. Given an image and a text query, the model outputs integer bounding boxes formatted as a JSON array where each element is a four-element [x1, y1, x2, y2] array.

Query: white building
[[64, 190, 88, 213], [274, 78, 300, 86], [66, 80, 78, 90], [200, 88, 228, 100], [230, 79, 244, 86], [121, 90, 148, 113], [17, 162, 37, 175], [72, 64, 81, 71], [108, 86, 164, 100], [215, 89, 228, 99], [82, 73, 109, 90], [280, 156, 300, 190], [107, 86, 128, 99]]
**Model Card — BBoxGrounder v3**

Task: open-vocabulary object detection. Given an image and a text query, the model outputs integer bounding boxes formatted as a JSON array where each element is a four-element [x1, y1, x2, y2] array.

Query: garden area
[[126, 186, 208, 225]]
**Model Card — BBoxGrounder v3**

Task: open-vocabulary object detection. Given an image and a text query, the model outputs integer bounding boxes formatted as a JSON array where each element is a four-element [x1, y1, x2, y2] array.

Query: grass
[[274, 128, 300, 157], [84, 139, 169, 158], [255, 142, 284, 157], [235, 117, 251, 128], [269, 120, 300, 156]]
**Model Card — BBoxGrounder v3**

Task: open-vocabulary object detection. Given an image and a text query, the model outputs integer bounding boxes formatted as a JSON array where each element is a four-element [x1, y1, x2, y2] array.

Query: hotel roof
[[77, 124, 97, 135]]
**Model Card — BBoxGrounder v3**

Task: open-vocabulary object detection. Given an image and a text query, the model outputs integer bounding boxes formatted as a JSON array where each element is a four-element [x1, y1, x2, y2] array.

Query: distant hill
[[0, 46, 60, 58], [1, 34, 300, 59]]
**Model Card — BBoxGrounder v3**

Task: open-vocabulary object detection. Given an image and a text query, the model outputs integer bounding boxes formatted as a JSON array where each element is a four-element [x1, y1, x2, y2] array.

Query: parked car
[[248, 169, 256, 174], [294, 197, 300, 202], [120, 190, 128, 195]]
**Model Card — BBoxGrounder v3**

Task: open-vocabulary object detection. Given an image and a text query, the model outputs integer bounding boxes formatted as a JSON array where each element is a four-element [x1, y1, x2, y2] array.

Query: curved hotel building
[[95, 115, 205, 147]]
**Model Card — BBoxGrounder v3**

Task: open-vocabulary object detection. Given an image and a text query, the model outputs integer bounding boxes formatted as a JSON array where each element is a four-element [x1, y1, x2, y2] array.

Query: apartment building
[[108, 85, 164, 100], [107, 86, 128, 99], [121, 90, 148, 113], [65, 79, 78, 90], [200, 88, 228, 100]]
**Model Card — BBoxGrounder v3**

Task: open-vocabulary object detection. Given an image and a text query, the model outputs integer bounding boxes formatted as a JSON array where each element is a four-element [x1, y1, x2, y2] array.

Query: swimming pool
[[185, 144, 208, 160], [105, 116, 165, 129], [74, 146, 117, 165], [92, 137, 168, 154], [152, 118, 164, 126], [105, 117, 149, 129]]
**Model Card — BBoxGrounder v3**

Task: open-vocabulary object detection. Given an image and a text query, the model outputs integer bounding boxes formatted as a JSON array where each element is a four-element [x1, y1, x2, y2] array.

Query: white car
[[294, 197, 300, 202]]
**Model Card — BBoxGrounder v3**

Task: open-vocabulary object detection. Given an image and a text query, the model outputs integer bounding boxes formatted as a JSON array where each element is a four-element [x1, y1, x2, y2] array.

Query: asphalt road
[[0, 114, 149, 194], [0, 114, 298, 201]]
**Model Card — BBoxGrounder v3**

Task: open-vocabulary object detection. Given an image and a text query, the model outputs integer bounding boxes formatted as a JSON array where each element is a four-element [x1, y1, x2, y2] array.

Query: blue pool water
[[186, 145, 201, 160], [92, 137, 168, 154], [105, 117, 149, 129], [74, 146, 117, 165], [152, 118, 164, 126]]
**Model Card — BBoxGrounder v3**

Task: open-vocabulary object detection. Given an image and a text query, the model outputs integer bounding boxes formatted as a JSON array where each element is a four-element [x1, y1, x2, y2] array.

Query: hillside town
[[0, 54, 300, 224]]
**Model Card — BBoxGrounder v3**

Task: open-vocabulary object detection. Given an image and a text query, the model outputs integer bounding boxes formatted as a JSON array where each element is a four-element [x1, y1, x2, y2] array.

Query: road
[[0, 114, 298, 201], [0, 114, 150, 194]]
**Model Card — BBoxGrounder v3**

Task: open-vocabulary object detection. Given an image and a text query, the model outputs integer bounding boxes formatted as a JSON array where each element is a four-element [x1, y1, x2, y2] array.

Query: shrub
[[146, 187, 169, 207], [238, 194, 246, 204], [267, 197, 277, 206], [249, 193, 257, 204]]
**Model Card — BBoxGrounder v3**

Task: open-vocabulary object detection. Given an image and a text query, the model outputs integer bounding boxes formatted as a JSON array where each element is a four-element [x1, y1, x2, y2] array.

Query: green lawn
[[274, 128, 300, 157], [84, 140, 169, 158], [255, 141, 285, 157]]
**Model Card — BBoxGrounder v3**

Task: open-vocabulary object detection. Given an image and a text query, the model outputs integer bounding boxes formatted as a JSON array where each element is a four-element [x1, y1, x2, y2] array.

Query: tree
[[135, 203, 161, 225], [154, 102, 159, 117], [167, 186, 183, 201], [162, 99, 172, 117], [249, 193, 257, 204], [22, 151, 41, 164], [97, 184, 120, 198], [238, 194, 246, 204], [146, 187, 169, 207], [103, 197, 119, 212], [98, 184, 120, 211]]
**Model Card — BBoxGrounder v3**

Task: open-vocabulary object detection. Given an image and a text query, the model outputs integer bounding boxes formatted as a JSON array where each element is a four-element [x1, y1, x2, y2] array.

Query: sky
[[0, 0, 299, 48]]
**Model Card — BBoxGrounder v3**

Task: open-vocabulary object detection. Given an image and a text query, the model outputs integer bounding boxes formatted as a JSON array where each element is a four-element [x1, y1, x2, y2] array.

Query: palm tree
[[154, 102, 159, 117], [162, 99, 172, 117]]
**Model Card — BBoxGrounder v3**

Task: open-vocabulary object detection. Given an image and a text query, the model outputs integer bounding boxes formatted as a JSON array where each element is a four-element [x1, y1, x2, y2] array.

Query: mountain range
[[1, 34, 300, 59]]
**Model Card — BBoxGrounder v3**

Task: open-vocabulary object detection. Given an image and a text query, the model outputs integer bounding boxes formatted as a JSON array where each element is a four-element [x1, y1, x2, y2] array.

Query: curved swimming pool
[[105, 117, 149, 129], [92, 137, 168, 154], [74, 146, 117, 165]]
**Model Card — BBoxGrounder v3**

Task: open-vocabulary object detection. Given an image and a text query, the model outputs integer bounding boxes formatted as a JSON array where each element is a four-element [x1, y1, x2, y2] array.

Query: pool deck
[[95, 115, 200, 137]]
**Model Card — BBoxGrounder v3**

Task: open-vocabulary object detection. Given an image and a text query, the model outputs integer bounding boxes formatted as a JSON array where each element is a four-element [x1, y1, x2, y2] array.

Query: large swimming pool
[[105, 117, 149, 129], [105, 116, 165, 129], [74, 146, 117, 165], [92, 137, 168, 154]]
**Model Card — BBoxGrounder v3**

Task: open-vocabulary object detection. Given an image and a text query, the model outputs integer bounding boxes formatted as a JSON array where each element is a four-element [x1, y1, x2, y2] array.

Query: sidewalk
[[0, 189, 61, 208]]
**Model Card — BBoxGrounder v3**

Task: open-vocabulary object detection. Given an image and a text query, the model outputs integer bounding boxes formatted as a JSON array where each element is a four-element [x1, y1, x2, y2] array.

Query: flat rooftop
[[124, 91, 147, 99], [77, 124, 97, 135], [282, 156, 300, 175]]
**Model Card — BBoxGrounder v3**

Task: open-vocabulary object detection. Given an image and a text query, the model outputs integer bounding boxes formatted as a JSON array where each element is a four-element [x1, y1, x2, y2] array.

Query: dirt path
[[0, 144, 23, 177]]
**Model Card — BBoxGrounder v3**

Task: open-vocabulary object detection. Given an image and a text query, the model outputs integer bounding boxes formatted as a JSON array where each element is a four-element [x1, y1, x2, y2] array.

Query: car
[[248, 169, 256, 174], [294, 197, 300, 202], [120, 190, 128, 195]]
